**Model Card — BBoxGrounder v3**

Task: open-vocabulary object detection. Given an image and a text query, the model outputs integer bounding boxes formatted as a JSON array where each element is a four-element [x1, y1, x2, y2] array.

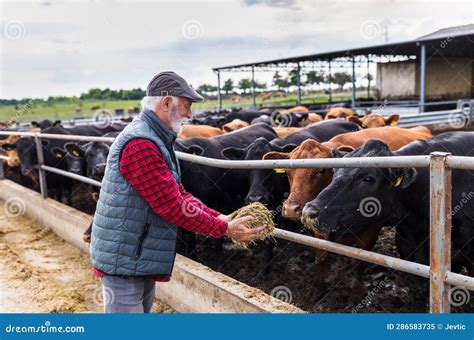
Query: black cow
[[31, 119, 62, 130], [220, 119, 360, 274], [223, 111, 267, 124], [303, 132, 474, 311], [251, 115, 271, 125], [175, 123, 278, 266]]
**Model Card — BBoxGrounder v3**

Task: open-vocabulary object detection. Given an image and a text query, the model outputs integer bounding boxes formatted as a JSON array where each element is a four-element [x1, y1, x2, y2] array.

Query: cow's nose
[[21, 168, 33, 176], [283, 202, 302, 219], [247, 195, 264, 203], [95, 163, 106, 173], [302, 205, 320, 220]]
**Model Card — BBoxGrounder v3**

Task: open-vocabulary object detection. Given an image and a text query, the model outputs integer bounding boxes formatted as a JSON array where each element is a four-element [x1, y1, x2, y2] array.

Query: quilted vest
[[90, 108, 181, 277]]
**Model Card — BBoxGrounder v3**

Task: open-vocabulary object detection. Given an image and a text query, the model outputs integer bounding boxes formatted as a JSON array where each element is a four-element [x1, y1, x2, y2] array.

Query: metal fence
[[0, 129, 473, 313]]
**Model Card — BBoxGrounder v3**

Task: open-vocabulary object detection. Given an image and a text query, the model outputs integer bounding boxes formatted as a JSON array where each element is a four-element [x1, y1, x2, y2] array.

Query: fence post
[[429, 151, 452, 313], [34, 135, 48, 199], [0, 160, 4, 179]]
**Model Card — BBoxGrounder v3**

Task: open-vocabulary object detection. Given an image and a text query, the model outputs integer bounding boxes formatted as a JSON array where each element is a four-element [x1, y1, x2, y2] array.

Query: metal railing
[[0, 129, 473, 313]]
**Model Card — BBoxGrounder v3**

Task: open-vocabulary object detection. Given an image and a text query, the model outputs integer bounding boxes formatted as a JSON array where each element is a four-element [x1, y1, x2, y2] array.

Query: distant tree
[[305, 70, 325, 88], [197, 84, 218, 95], [255, 81, 267, 90], [272, 71, 289, 91], [332, 72, 353, 90], [238, 78, 252, 94], [223, 79, 234, 94], [288, 68, 300, 86]]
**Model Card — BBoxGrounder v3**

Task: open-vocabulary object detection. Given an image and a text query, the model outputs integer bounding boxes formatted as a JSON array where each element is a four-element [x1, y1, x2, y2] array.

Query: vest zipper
[[134, 223, 149, 260]]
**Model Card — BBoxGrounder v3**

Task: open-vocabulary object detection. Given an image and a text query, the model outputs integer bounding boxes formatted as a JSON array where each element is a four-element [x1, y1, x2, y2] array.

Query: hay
[[228, 202, 275, 248]]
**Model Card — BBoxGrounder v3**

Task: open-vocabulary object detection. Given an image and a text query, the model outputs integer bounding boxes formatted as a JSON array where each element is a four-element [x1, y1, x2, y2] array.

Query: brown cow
[[287, 106, 309, 114], [299, 113, 323, 127], [348, 113, 400, 128], [221, 119, 249, 133], [263, 126, 432, 297], [325, 107, 358, 120], [90, 105, 101, 111], [273, 127, 301, 138], [178, 125, 224, 139]]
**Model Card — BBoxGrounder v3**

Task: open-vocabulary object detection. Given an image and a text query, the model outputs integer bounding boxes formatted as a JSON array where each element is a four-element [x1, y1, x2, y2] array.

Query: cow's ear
[[221, 147, 246, 160], [64, 143, 84, 158], [1, 143, 16, 151], [53, 120, 62, 126], [262, 151, 289, 160], [51, 147, 66, 159], [41, 140, 50, 147], [181, 145, 204, 156], [273, 143, 297, 153], [347, 116, 363, 126], [386, 114, 400, 126], [31, 121, 39, 127], [222, 125, 233, 133], [337, 145, 355, 153], [390, 167, 417, 189]]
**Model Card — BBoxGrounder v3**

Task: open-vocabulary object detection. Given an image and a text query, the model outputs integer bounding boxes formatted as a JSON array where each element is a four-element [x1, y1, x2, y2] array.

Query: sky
[[0, 0, 473, 99]]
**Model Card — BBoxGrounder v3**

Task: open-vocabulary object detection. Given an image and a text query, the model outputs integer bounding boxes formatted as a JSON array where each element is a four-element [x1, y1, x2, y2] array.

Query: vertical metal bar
[[251, 65, 256, 108], [429, 151, 452, 313], [0, 160, 4, 179], [420, 43, 426, 113], [351, 56, 356, 109], [296, 62, 301, 106], [34, 135, 48, 199], [216, 70, 222, 111], [328, 59, 332, 103], [367, 55, 370, 99]]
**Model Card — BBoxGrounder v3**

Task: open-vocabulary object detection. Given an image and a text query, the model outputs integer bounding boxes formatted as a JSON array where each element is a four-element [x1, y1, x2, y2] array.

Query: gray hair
[[140, 96, 178, 112]]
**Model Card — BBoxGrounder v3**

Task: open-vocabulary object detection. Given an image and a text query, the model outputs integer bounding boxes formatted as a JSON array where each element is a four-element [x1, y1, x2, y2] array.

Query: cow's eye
[[362, 176, 374, 183]]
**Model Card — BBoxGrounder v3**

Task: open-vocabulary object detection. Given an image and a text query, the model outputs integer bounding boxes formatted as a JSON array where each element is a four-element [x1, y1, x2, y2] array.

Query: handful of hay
[[228, 202, 275, 248]]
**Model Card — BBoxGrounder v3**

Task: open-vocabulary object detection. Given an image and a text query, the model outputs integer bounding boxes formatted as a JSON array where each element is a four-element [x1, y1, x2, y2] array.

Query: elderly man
[[90, 71, 265, 313]]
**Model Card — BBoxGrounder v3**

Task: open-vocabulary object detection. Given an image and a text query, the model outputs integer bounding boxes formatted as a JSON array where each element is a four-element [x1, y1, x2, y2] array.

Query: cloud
[[241, 0, 300, 8]]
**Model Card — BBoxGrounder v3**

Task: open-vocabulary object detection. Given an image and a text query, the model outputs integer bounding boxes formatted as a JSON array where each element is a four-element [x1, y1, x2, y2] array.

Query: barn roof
[[213, 24, 474, 71]]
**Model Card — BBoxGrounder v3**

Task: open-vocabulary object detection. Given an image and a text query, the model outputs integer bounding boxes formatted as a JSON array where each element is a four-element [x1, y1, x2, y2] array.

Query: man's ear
[[389, 167, 417, 189], [221, 146, 246, 160], [347, 116, 363, 126], [386, 114, 400, 126], [262, 151, 289, 160]]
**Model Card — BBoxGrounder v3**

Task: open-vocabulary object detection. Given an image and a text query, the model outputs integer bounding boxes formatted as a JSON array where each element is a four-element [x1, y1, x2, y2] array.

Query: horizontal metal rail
[[41, 165, 102, 187], [274, 229, 474, 290]]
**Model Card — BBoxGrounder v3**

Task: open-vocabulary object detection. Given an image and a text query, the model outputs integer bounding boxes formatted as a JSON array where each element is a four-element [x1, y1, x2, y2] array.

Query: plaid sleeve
[[119, 138, 228, 238], [179, 184, 220, 218]]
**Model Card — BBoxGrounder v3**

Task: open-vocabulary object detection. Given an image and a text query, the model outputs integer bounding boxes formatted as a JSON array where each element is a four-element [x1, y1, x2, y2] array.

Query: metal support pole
[[367, 56, 370, 99], [420, 43, 426, 113], [251, 65, 256, 108], [328, 59, 332, 103], [296, 62, 302, 106], [0, 159, 4, 179], [34, 135, 48, 199], [216, 70, 222, 111], [429, 152, 452, 313], [351, 56, 356, 109]]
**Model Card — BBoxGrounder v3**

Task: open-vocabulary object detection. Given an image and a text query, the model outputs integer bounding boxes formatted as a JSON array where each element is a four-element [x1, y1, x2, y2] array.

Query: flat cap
[[146, 71, 204, 102]]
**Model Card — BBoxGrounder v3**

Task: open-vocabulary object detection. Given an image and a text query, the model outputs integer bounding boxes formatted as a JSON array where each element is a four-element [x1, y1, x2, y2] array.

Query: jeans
[[100, 276, 156, 313]]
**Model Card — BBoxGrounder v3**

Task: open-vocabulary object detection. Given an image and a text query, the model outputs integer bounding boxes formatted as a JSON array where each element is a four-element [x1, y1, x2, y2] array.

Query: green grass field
[[0, 90, 363, 124]]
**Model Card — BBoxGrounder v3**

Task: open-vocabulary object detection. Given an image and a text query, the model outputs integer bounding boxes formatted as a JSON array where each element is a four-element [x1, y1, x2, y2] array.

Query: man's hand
[[217, 214, 230, 222], [225, 216, 266, 242]]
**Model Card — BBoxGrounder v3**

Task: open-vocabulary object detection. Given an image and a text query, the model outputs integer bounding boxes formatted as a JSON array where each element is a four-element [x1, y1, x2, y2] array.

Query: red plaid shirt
[[94, 138, 228, 281]]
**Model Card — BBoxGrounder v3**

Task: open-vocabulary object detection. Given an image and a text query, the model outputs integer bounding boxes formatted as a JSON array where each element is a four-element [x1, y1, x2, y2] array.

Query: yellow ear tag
[[56, 152, 62, 158], [274, 168, 286, 173], [390, 121, 398, 126], [395, 175, 403, 187], [72, 150, 79, 157]]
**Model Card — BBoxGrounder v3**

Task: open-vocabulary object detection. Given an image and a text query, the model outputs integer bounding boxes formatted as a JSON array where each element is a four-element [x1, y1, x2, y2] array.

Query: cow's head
[[263, 139, 354, 220], [325, 107, 357, 120], [54, 142, 86, 175], [222, 137, 295, 207], [302, 139, 416, 235], [348, 113, 400, 129], [1, 135, 21, 167], [222, 119, 249, 133], [14, 137, 45, 178], [82, 142, 110, 180]]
